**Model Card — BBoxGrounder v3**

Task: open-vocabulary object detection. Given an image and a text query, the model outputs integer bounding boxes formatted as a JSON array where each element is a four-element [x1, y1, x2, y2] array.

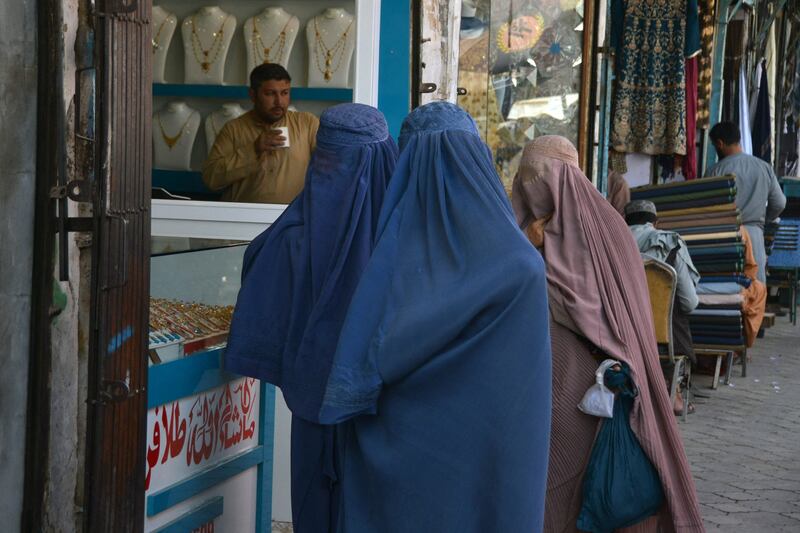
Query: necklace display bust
[[244, 7, 299, 75], [181, 6, 237, 85], [205, 103, 247, 151], [153, 101, 201, 170], [306, 8, 356, 88], [152, 6, 178, 83]]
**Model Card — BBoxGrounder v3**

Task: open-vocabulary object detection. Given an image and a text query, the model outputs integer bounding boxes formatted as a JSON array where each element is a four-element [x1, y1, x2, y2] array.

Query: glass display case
[[147, 206, 294, 529], [458, 0, 588, 192], [149, 238, 246, 364]]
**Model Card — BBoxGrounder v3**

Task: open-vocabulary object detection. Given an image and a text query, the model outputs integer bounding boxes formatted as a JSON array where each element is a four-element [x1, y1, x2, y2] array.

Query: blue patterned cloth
[[225, 103, 398, 533], [611, 0, 700, 155], [319, 102, 552, 532]]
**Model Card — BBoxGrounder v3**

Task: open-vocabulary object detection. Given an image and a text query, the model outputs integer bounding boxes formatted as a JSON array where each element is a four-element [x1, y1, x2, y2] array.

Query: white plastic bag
[[578, 359, 620, 418]]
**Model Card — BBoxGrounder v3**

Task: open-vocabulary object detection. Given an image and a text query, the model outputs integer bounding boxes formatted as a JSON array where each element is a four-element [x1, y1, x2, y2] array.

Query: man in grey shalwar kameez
[[706, 121, 786, 283]]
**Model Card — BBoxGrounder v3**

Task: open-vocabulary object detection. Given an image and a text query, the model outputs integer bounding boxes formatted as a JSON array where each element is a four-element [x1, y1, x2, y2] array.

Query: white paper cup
[[273, 126, 290, 148]]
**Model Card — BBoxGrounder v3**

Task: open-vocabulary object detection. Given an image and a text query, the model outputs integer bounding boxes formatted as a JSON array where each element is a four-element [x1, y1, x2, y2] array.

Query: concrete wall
[[0, 0, 38, 530]]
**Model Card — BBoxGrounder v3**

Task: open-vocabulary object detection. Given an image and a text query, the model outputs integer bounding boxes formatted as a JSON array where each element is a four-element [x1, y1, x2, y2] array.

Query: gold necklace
[[313, 18, 353, 81], [190, 14, 230, 73], [158, 112, 194, 150], [252, 16, 293, 65], [152, 15, 169, 54]]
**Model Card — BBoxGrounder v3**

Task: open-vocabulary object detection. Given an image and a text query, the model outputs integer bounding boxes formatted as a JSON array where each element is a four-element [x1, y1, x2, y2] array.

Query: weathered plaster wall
[[41, 1, 89, 531], [0, 0, 38, 530]]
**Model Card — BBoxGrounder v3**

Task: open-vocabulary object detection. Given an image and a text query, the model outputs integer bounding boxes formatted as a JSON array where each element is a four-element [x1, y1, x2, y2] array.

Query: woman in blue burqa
[[317, 102, 553, 532], [224, 103, 398, 533]]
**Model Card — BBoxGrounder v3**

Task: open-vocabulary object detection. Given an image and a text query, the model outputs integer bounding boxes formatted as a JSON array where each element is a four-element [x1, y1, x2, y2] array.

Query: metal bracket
[[51, 180, 94, 203], [92, 379, 144, 405], [419, 82, 437, 94]]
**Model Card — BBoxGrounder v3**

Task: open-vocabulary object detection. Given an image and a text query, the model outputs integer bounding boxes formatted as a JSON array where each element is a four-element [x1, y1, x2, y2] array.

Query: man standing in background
[[706, 121, 786, 283], [203, 64, 319, 204]]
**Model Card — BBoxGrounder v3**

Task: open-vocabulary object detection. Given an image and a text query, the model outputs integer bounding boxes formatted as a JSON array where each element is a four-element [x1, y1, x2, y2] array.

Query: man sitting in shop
[[705, 121, 786, 283], [625, 200, 700, 415], [203, 64, 319, 203]]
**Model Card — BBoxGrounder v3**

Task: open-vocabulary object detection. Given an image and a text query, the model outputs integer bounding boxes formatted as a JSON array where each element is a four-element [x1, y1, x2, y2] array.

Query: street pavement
[[682, 319, 800, 532]]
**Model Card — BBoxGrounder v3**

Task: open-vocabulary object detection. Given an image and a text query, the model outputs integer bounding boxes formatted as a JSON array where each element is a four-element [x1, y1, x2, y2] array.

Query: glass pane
[[458, 0, 585, 193], [149, 240, 247, 365]]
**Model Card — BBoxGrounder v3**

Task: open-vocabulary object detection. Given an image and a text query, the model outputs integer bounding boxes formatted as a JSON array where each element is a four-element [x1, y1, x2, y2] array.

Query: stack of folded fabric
[[631, 175, 745, 347]]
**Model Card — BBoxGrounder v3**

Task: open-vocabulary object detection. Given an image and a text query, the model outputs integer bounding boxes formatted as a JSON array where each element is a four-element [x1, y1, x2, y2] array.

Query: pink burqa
[[512, 136, 704, 533]]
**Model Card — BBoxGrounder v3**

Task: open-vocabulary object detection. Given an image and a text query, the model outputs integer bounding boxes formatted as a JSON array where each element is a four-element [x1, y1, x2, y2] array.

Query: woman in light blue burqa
[[225, 103, 398, 533], [319, 102, 552, 532]]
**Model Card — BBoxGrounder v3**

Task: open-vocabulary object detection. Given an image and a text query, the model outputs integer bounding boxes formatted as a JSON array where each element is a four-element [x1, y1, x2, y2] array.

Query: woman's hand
[[526, 215, 552, 248]]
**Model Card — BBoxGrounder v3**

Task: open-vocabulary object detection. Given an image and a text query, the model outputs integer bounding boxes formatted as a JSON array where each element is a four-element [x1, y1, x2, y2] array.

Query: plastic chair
[[643, 257, 692, 421]]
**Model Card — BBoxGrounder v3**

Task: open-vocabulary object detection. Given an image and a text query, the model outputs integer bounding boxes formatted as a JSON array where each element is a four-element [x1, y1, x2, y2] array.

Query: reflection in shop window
[[458, 0, 585, 192]]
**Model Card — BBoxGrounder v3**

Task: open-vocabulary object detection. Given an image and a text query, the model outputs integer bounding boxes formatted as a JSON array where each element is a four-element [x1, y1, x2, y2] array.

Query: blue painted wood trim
[[147, 446, 264, 516], [154, 83, 353, 102], [255, 382, 277, 533], [378, 0, 411, 139], [152, 169, 214, 196], [704, 3, 731, 172], [596, 0, 614, 193], [152, 496, 223, 533], [148, 348, 238, 408]]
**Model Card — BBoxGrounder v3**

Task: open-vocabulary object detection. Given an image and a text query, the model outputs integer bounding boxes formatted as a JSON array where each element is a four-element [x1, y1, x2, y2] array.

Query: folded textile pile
[[767, 218, 800, 270], [632, 175, 746, 347]]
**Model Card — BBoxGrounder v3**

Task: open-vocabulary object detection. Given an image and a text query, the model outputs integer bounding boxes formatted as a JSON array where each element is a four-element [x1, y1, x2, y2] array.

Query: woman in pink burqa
[[512, 136, 704, 533]]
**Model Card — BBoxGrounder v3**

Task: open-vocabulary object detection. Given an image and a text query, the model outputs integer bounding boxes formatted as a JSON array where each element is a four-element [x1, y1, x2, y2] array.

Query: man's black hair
[[625, 211, 658, 226], [250, 63, 291, 92], [709, 121, 741, 145]]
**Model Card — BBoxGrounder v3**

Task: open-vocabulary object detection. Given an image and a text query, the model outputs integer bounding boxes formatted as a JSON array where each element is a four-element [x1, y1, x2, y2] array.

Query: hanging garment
[[611, 0, 700, 155], [224, 103, 398, 533], [696, 0, 716, 128], [512, 135, 704, 533], [318, 102, 553, 533], [753, 62, 772, 163], [682, 56, 699, 180], [739, 64, 754, 155]]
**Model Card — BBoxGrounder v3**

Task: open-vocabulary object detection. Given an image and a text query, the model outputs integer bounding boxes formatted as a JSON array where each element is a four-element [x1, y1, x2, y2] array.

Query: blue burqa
[[318, 102, 553, 532], [225, 103, 398, 533]]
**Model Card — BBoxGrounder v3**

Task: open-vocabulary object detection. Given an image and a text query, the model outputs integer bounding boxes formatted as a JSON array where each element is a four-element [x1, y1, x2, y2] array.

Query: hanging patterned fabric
[[683, 55, 699, 180], [696, 0, 716, 128], [753, 62, 772, 164], [611, 0, 700, 155]]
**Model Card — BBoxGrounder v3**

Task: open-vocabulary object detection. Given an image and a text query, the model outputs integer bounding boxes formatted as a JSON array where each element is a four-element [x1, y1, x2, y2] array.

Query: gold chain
[[190, 14, 230, 73], [152, 16, 169, 54], [313, 18, 353, 81], [252, 16, 292, 65], [158, 112, 194, 150]]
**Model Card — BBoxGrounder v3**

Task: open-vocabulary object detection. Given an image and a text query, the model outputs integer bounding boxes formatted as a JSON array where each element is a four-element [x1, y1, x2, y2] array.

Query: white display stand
[[204, 103, 247, 151], [244, 7, 300, 72], [306, 8, 356, 88], [153, 101, 201, 170], [181, 6, 237, 85], [152, 6, 178, 83]]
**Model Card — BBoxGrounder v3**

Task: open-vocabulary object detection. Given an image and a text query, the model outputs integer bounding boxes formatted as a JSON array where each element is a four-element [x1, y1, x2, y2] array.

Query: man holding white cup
[[203, 64, 320, 203]]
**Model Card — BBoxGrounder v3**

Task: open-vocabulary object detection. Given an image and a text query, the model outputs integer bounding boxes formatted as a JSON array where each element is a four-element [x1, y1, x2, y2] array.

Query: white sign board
[[145, 377, 261, 532]]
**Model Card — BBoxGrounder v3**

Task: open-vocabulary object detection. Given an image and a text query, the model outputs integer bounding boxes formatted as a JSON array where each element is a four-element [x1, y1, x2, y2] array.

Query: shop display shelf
[[152, 168, 212, 196], [153, 83, 353, 102]]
